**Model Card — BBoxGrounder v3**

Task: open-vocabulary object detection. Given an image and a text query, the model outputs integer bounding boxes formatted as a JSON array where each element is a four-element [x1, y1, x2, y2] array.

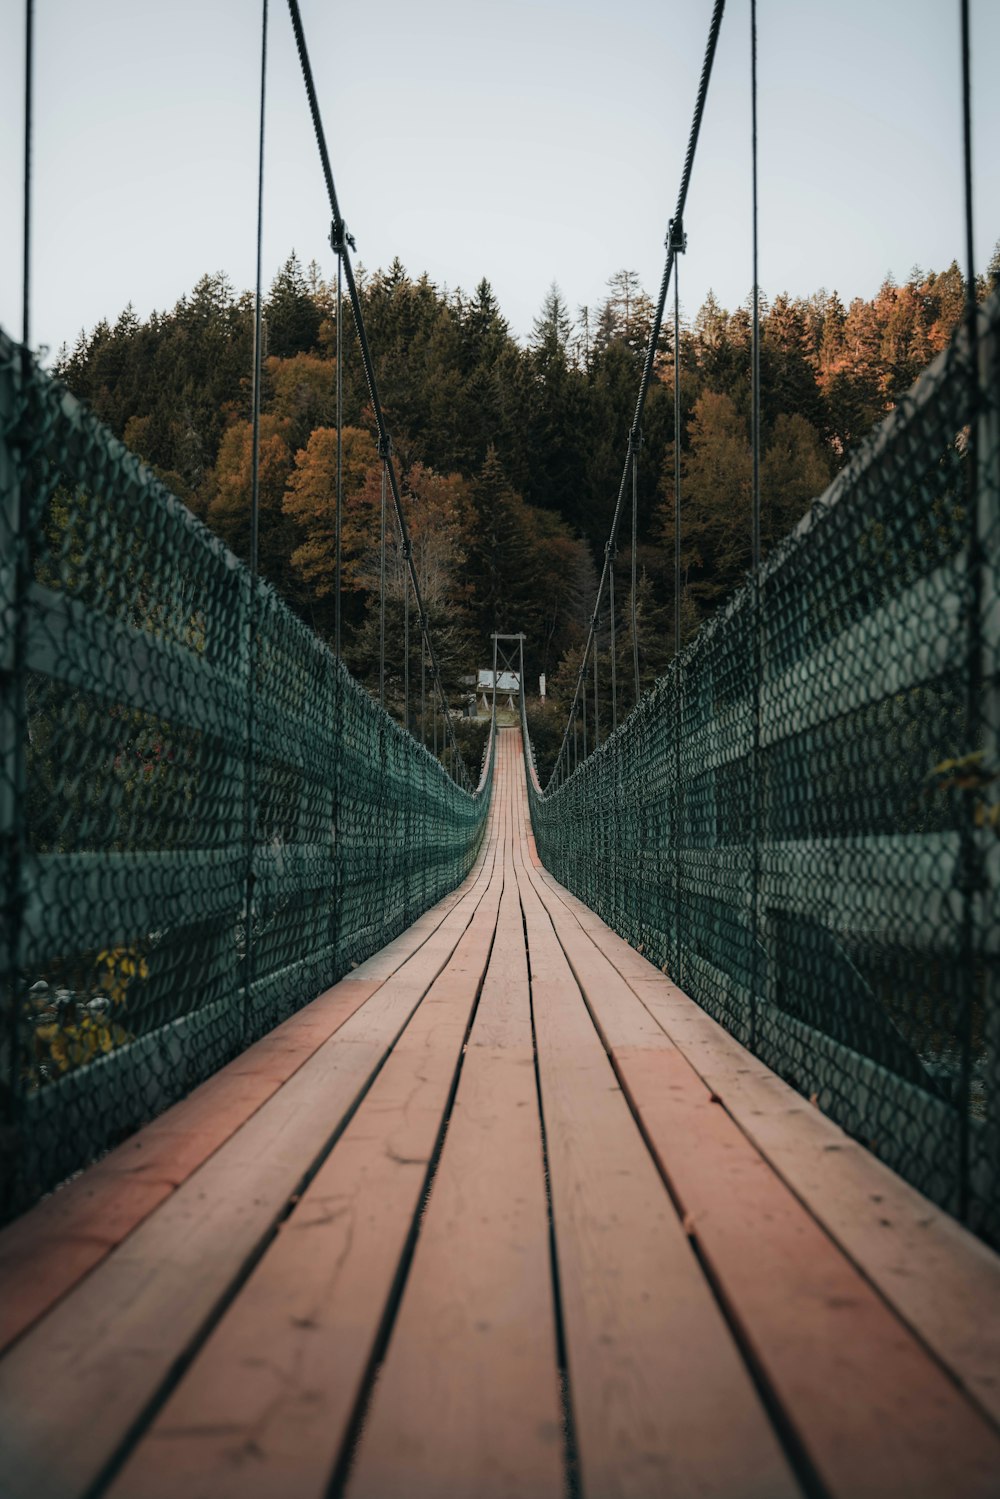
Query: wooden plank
[[347, 742, 564, 1499], [609, 1043, 1000, 1499], [536, 868, 1000, 1434], [101, 766, 508, 1499], [633, 972, 1000, 1431], [0, 807, 498, 1357], [511, 781, 799, 1499], [0, 979, 378, 1353], [0, 824, 503, 1499]]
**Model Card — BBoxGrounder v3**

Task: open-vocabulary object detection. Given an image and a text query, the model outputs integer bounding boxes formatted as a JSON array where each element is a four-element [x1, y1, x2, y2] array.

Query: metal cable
[[749, 0, 761, 1051], [285, 0, 471, 787], [403, 537, 410, 734], [609, 546, 617, 734], [242, 0, 268, 1039], [631, 436, 640, 704], [335, 254, 343, 660], [379, 459, 387, 709], [22, 0, 32, 348], [673, 254, 683, 985], [957, 0, 980, 1220], [545, 0, 725, 787]]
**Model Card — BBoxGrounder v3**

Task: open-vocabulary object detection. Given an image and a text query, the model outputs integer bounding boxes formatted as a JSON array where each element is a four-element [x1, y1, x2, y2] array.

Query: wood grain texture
[[101, 774, 508, 1499], [0, 979, 379, 1354], [0, 825, 502, 1499], [511, 778, 799, 1499], [347, 737, 564, 1499], [537, 866, 1000, 1435]]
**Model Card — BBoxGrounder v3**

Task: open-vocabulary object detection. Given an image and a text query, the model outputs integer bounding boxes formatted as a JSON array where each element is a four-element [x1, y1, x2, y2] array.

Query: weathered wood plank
[[512, 796, 799, 1499], [347, 740, 564, 1499], [0, 979, 378, 1354], [0, 807, 498, 1359], [0, 826, 503, 1499], [99, 779, 508, 1499], [537, 868, 1000, 1434]]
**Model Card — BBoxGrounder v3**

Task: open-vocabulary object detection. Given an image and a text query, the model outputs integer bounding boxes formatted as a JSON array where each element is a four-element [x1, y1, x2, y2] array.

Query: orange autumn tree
[[207, 413, 298, 592], [282, 425, 380, 596]]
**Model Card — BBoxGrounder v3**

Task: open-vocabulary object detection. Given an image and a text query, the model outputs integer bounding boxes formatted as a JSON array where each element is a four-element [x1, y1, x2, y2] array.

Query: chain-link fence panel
[[0, 329, 493, 1220], [527, 290, 1000, 1247]]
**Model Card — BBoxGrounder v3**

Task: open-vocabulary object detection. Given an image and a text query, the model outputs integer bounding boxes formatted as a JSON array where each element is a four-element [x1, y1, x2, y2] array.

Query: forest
[[56, 244, 1000, 773]]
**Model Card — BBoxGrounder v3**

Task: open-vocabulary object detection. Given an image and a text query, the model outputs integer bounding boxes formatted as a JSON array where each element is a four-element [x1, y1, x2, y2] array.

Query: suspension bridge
[[2, 0, 1000, 1495]]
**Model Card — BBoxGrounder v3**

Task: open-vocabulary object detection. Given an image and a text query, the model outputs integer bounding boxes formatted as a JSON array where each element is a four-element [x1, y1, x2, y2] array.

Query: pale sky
[[2, 0, 998, 362]]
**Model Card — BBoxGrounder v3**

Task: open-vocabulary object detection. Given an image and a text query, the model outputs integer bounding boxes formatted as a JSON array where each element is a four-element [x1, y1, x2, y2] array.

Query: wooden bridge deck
[[2, 728, 1000, 1499]]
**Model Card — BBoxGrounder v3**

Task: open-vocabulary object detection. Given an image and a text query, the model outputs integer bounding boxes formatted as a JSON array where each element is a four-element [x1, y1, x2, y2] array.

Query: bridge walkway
[[1, 730, 1000, 1499]]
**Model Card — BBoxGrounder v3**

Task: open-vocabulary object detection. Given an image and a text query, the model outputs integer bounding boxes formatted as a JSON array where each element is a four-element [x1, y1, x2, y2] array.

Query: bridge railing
[[525, 290, 1000, 1245], [0, 329, 494, 1219]]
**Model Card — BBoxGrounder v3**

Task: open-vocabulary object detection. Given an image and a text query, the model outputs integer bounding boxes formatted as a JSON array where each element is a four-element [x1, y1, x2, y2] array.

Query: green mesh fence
[[526, 290, 1000, 1246], [0, 328, 493, 1219]]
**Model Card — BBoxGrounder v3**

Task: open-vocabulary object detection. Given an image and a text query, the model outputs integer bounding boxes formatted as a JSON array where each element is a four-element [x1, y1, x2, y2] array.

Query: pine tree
[[265, 252, 321, 359]]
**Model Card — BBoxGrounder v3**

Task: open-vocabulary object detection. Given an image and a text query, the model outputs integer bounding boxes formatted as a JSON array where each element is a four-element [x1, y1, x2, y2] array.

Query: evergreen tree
[[265, 252, 321, 358]]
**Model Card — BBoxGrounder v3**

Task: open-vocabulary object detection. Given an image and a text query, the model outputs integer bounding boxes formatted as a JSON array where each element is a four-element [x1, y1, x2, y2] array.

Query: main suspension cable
[[286, 0, 472, 788], [546, 0, 725, 788]]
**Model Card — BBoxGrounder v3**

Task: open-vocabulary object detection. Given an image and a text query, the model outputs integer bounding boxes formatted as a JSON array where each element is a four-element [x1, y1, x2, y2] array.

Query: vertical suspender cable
[[582, 656, 588, 757], [749, 0, 762, 1051], [673, 248, 683, 984], [242, 0, 267, 1040], [379, 458, 387, 709], [403, 541, 410, 733], [631, 435, 640, 704], [593, 631, 600, 749], [22, 0, 32, 349], [7, 0, 35, 1198], [609, 545, 618, 734], [957, 0, 979, 1220], [542, 0, 725, 790], [335, 254, 343, 660]]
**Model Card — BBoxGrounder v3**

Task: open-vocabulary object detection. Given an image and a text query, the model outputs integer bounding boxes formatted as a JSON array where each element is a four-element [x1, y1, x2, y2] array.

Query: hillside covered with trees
[[57, 245, 1000, 764]]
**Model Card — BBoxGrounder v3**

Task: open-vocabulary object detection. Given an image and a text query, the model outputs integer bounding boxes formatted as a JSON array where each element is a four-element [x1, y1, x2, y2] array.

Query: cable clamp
[[330, 219, 357, 255], [605, 541, 618, 561], [401, 539, 413, 562], [627, 425, 643, 455], [377, 433, 393, 459], [667, 216, 687, 254]]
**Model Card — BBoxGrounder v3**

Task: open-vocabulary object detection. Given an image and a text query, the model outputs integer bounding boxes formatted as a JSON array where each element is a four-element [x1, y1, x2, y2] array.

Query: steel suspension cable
[[631, 433, 640, 704], [335, 253, 343, 660], [285, 0, 472, 788], [609, 544, 617, 734], [749, 0, 762, 1051], [242, 0, 268, 1040], [544, 0, 725, 789], [957, 0, 980, 1220], [22, 0, 33, 348], [379, 458, 387, 709], [673, 246, 683, 984], [403, 532, 410, 733]]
